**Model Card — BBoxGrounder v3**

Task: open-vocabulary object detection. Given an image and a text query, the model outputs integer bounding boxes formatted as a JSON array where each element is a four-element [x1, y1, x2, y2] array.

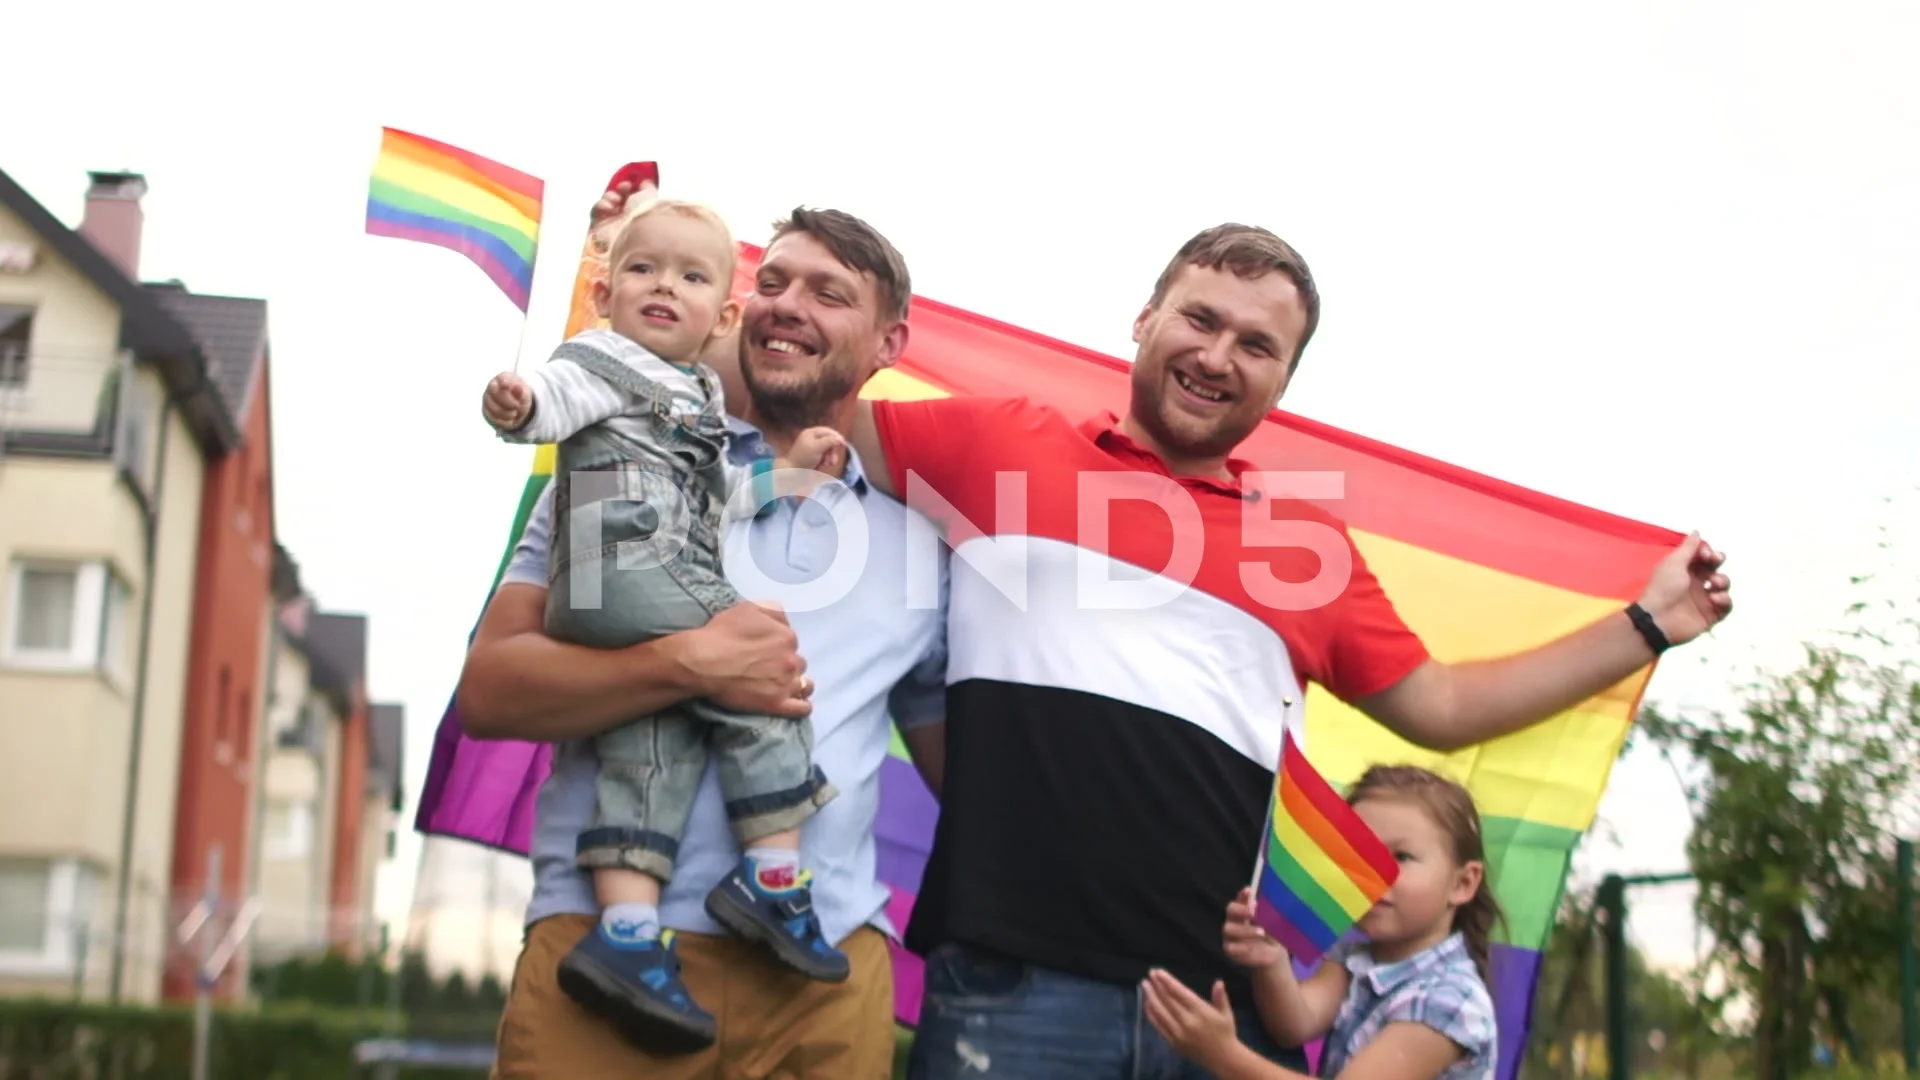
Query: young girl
[[1141, 765, 1503, 1079]]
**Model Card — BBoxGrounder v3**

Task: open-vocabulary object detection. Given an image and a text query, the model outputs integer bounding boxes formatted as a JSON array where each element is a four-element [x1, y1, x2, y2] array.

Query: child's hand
[[785, 427, 847, 476], [483, 373, 533, 431], [590, 177, 660, 226], [1223, 887, 1288, 971], [762, 429, 847, 503], [1141, 969, 1241, 1073]]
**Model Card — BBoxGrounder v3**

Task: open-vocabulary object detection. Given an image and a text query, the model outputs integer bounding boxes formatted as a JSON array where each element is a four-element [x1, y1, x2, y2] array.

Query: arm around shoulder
[[851, 394, 1031, 503]]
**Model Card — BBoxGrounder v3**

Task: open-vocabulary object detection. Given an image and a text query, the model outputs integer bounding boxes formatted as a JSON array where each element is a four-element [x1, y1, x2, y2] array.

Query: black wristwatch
[[1625, 602, 1670, 656]]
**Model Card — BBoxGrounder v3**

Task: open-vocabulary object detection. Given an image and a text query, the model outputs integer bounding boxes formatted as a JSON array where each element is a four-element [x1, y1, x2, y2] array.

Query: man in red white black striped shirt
[[843, 223, 1733, 1079]]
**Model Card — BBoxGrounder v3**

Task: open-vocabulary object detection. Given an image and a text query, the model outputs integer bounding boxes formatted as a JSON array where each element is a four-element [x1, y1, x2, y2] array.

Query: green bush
[[0, 997, 909, 1079], [0, 997, 426, 1080]]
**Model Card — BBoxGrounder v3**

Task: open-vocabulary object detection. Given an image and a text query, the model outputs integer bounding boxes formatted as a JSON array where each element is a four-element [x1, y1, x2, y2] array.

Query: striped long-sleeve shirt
[[498, 329, 758, 508]]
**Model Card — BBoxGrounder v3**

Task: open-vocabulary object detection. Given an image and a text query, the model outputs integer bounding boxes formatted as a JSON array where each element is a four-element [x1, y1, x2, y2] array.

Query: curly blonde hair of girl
[[1345, 764, 1508, 984]]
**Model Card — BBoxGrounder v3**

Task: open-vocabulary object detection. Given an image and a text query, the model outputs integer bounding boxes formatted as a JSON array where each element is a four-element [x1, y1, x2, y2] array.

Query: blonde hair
[[1345, 764, 1506, 983], [591, 195, 738, 284]]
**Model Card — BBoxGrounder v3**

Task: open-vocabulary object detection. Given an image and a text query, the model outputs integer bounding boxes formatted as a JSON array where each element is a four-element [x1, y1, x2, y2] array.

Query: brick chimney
[[79, 171, 147, 279]]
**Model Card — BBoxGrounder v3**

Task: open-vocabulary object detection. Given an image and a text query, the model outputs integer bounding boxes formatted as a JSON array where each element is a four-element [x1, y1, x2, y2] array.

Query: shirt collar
[[1077, 410, 1262, 500], [1347, 932, 1471, 996], [726, 415, 871, 500], [726, 415, 767, 462]]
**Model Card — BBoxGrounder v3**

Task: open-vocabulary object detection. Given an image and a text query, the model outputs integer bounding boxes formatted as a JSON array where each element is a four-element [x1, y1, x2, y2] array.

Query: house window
[[2, 560, 134, 681], [0, 859, 50, 952], [0, 305, 30, 387], [263, 800, 313, 860], [276, 701, 312, 749], [0, 856, 101, 975], [277, 700, 328, 756], [115, 366, 157, 490], [12, 566, 76, 653]]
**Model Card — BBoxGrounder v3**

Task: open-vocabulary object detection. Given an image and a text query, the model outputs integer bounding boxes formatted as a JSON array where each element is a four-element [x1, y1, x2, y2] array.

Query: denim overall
[[545, 342, 834, 883]]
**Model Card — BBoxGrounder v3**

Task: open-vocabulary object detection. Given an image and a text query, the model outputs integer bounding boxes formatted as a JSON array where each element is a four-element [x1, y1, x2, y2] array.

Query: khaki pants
[[492, 914, 896, 1079]]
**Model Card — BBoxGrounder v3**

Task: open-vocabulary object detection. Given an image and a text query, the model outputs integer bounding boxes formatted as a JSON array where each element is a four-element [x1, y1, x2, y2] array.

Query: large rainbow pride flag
[[414, 163, 1677, 1080]]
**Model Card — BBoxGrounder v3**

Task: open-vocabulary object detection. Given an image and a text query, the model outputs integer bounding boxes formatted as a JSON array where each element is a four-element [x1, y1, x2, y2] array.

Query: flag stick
[[509, 196, 548, 376], [510, 308, 536, 376], [1251, 696, 1294, 894]]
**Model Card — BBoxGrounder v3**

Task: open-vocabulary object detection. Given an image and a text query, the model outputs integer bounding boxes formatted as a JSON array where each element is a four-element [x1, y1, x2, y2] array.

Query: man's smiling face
[[738, 231, 894, 430], [1126, 262, 1306, 470]]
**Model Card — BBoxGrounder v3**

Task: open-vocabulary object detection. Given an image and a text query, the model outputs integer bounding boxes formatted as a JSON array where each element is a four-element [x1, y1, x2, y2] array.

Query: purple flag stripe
[[1488, 943, 1542, 1080], [414, 701, 548, 855], [876, 754, 937, 893]]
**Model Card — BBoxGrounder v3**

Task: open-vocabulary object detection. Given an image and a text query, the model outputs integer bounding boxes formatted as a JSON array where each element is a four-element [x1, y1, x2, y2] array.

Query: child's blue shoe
[[555, 926, 716, 1054], [704, 856, 850, 982]]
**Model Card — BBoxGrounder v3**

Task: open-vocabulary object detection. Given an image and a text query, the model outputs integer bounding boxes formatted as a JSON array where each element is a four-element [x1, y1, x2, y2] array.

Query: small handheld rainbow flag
[[365, 127, 545, 312], [1253, 728, 1400, 966]]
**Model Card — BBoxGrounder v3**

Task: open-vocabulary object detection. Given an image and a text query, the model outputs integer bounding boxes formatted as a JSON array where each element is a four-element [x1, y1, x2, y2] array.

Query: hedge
[[0, 998, 470, 1080], [0, 998, 915, 1079]]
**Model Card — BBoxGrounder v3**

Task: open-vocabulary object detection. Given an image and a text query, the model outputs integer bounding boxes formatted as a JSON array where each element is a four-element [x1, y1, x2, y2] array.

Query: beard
[[1130, 363, 1263, 462], [739, 351, 862, 432]]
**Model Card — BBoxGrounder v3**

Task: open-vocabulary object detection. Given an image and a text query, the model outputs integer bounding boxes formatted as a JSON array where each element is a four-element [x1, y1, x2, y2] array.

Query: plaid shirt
[[1315, 932, 1497, 1079]]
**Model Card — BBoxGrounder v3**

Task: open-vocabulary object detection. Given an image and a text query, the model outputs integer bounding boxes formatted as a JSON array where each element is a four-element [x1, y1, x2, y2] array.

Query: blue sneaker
[[704, 857, 850, 982], [555, 926, 716, 1054]]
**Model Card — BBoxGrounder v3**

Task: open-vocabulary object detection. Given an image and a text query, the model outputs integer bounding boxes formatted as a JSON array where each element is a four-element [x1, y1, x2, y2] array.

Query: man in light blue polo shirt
[[458, 199, 947, 1078]]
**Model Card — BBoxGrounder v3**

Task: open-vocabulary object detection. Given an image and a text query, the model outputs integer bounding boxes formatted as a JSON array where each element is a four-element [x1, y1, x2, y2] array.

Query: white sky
[[7, 0, 1916, 976]]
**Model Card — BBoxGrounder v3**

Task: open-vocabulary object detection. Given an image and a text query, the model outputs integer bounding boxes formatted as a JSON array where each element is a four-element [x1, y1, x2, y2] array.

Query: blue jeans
[[907, 941, 1312, 1080]]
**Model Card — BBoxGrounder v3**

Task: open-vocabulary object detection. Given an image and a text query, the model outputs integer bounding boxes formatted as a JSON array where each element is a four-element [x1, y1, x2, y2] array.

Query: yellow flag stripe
[[1271, 798, 1374, 918], [371, 153, 540, 241]]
